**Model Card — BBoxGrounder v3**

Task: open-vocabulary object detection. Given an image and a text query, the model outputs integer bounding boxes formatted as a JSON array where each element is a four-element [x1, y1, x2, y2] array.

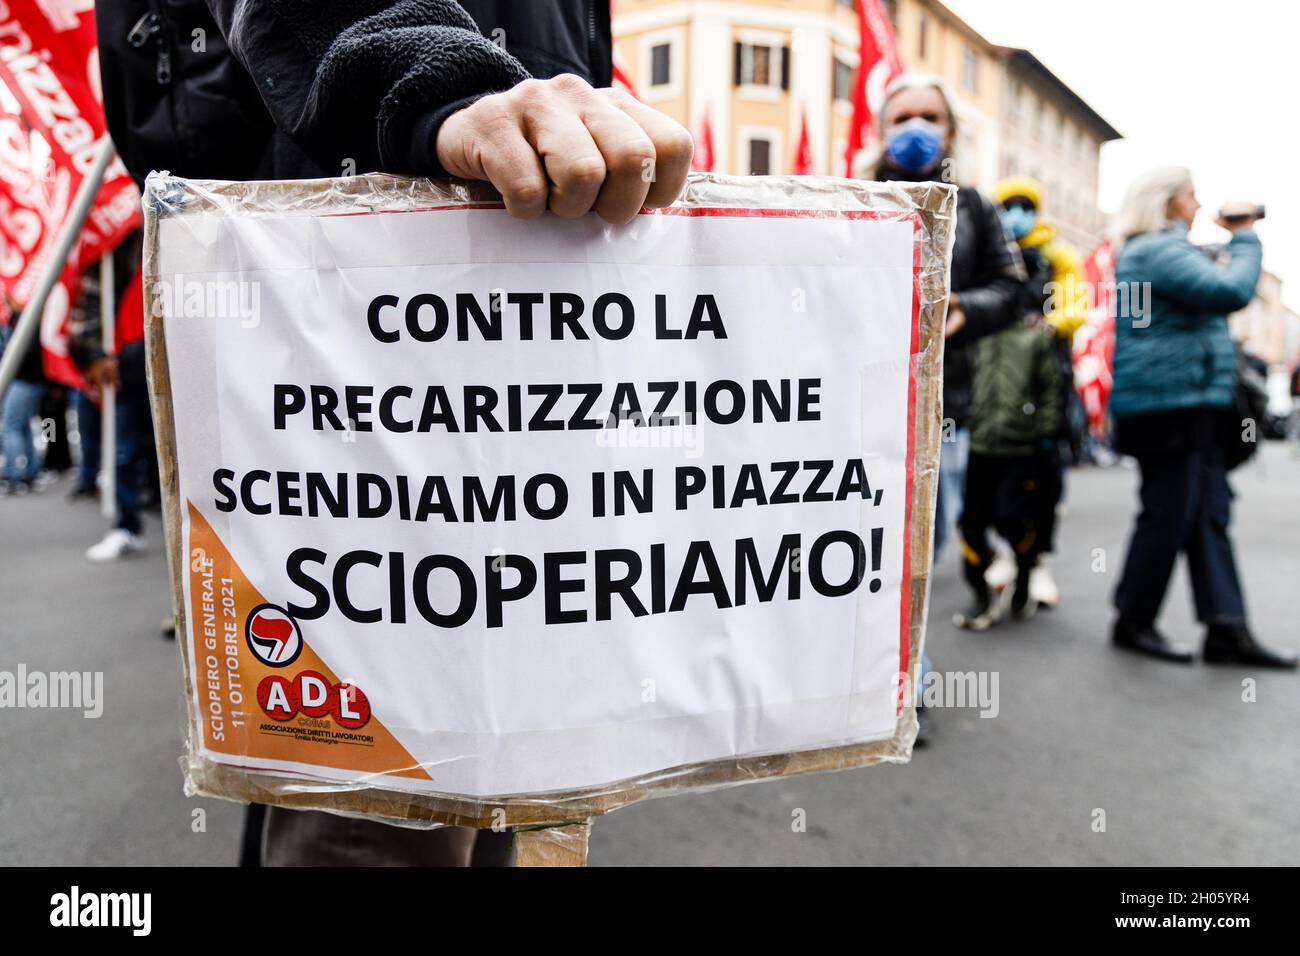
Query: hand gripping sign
[[143, 172, 956, 838]]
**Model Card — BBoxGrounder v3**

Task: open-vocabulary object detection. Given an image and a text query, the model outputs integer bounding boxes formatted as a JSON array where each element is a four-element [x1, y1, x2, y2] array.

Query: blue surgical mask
[[1001, 206, 1037, 240], [885, 118, 943, 173]]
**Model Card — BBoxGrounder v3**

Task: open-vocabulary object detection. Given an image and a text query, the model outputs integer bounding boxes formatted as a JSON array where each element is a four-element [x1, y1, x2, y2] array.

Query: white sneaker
[[985, 552, 1016, 593], [1029, 560, 1060, 609], [86, 528, 146, 562], [32, 470, 59, 492]]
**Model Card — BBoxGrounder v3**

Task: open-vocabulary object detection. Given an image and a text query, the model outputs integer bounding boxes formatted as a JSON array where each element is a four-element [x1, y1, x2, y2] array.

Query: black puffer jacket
[[942, 185, 1027, 425], [96, 0, 612, 184], [875, 162, 1026, 425]]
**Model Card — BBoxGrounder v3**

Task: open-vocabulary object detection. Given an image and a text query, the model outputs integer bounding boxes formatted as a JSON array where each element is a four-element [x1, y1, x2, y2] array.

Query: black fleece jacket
[[874, 160, 1027, 425], [97, 0, 612, 184]]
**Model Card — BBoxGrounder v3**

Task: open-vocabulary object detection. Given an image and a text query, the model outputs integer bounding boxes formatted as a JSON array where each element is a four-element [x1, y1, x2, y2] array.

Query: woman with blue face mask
[[856, 75, 1027, 622], [852, 76, 1028, 739]]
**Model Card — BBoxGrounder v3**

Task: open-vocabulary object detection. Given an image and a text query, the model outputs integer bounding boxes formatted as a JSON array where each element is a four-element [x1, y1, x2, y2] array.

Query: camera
[[1219, 203, 1266, 223]]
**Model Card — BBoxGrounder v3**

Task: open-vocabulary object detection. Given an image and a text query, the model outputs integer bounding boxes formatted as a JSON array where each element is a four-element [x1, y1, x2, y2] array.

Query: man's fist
[[85, 356, 119, 393], [435, 74, 693, 224]]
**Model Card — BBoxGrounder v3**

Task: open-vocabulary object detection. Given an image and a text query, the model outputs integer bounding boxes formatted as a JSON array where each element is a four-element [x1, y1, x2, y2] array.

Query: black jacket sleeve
[[950, 190, 1027, 347], [203, 0, 532, 177]]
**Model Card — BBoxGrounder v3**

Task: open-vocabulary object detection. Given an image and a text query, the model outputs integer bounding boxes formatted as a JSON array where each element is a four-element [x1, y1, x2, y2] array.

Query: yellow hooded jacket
[[994, 177, 1088, 339]]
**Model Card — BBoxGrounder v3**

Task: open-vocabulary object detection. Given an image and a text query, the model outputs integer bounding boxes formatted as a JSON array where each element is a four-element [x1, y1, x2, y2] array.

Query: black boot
[[1112, 616, 1193, 664], [1011, 562, 1037, 620], [1203, 621, 1298, 669]]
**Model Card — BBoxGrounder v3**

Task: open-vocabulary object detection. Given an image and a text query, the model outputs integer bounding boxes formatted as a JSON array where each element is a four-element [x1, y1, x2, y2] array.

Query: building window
[[833, 57, 854, 103], [735, 41, 788, 91], [882, 0, 899, 31], [744, 43, 772, 85], [961, 46, 979, 93], [1006, 78, 1021, 122], [649, 42, 671, 88], [748, 137, 772, 176], [639, 30, 683, 101], [918, 14, 929, 59]]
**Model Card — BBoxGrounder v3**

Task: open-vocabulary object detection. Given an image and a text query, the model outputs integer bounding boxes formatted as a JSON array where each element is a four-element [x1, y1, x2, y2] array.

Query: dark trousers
[[39, 387, 72, 472], [72, 389, 101, 492], [245, 805, 512, 867], [114, 342, 155, 535], [259, 807, 478, 866], [1031, 442, 1064, 555], [959, 451, 1046, 591], [1114, 411, 1246, 626]]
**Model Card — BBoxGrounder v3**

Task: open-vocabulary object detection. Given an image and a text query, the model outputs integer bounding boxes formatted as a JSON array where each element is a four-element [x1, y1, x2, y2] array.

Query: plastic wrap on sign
[[142, 171, 957, 831]]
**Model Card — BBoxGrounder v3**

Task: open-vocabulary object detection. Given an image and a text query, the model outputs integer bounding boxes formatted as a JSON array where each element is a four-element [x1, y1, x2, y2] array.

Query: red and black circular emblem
[[245, 604, 303, 667]]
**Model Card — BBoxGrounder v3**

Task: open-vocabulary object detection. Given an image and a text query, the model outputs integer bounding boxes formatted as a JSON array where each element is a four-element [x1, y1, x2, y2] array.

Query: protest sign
[[144, 172, 956, 830]]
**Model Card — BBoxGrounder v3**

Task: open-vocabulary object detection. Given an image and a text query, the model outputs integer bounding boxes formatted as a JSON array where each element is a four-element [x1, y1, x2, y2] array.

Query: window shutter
[[734, 42, 743, 86], [780, 46, 790, 91]]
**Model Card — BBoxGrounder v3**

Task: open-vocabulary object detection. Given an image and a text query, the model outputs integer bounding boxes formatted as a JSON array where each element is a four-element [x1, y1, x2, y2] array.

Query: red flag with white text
[[1074, 242, 1117, 438], [0, 0, 142, 388], [844, 0, 905, 177]]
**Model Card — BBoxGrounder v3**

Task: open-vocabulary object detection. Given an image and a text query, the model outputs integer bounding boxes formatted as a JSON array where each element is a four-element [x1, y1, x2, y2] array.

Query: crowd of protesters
[[854, 73, 1296, 690], [0, 3, 1296, 870], [0, 238, 159, 565]]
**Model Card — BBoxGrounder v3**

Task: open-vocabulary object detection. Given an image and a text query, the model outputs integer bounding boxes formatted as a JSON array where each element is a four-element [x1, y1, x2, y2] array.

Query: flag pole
[[0, 136, 115, 401], [99, 251, 116, 521]]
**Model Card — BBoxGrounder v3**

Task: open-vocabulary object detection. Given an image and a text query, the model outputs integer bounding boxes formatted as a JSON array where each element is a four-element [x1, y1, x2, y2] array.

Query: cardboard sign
[[144, 173, 956, 827]]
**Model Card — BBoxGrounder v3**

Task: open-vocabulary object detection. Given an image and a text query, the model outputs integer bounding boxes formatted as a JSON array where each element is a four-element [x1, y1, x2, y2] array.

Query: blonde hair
[[851, 72, 961, 181], [1115, 165, 1193, 241]]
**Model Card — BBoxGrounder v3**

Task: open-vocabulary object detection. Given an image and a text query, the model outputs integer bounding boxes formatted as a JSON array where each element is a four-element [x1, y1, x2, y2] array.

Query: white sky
[[945, 0, 1297, 302]]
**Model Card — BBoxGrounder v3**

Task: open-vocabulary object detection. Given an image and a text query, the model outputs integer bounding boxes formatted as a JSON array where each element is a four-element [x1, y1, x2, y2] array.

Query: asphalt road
[[2, 444, 1297, 866]]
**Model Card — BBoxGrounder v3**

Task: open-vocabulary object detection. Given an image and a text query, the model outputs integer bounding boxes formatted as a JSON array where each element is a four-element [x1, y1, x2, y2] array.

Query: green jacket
[[969, 320, 1062, 457]]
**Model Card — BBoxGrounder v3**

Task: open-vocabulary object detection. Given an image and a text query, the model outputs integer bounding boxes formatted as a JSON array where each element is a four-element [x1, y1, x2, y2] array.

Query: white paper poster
[[156, 199, 921, 797]]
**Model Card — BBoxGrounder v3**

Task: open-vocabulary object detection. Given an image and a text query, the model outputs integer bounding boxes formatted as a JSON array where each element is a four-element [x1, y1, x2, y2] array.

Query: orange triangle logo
[[184, 501, 430, 781]]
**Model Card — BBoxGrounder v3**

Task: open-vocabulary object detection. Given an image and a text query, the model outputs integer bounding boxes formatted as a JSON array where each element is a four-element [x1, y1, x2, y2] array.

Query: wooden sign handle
[[514, 821, 591, 867]]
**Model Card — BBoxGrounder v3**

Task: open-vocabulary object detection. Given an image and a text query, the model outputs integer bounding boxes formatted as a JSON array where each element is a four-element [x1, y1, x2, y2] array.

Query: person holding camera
[[1109, 166, 1295, 668]]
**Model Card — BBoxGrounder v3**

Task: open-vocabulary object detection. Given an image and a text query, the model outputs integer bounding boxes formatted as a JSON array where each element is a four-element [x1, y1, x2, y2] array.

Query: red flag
[[0, 1, 142, 388], [609, 0, 638, 97], [115, 264, 145, 354], [844, 0, 905, 177], [793, 109, 813, 175], [691, 109, 714, 173], [611, 60, 639, 98], [1074, 242, 1117, 438]]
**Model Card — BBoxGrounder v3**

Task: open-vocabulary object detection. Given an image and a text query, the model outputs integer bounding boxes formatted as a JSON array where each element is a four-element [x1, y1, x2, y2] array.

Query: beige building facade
[[1231, 271, 1297, 366], [613, 0, 1121, 252]]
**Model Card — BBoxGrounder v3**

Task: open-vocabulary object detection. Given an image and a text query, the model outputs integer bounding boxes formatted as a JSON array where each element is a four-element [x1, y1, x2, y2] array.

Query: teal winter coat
[[1110, 227, 1261, 418]]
